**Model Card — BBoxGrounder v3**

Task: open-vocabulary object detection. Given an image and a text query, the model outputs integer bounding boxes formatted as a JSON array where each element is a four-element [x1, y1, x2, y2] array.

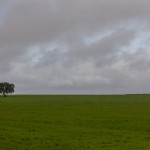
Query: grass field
[[0, 95, 150, 149]]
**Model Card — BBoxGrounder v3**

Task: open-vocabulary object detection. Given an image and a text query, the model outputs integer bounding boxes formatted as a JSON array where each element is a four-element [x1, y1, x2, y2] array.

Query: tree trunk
[[3, 92, 6, 97]]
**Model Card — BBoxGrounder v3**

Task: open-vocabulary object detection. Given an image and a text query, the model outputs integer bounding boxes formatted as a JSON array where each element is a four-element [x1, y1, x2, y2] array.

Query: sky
[[0, 0, 150, 94]]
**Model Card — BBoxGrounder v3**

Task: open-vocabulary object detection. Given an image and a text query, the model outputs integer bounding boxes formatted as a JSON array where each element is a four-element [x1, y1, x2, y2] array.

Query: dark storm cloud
[[0, 0, 150, 94]]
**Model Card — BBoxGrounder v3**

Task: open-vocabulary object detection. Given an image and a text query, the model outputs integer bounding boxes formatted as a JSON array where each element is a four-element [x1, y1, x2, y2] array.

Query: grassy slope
[[0, 95, 150, 149]]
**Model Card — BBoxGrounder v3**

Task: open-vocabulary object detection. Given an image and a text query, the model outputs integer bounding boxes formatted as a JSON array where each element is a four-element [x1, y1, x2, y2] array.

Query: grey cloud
[[0, 0, 150, 94], [0, 0, 149, 45], [69, 28, 135, 59]]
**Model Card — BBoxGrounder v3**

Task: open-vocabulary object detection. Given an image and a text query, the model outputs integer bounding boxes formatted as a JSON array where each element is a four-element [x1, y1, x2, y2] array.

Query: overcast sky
[[0, 0, 150, 94]]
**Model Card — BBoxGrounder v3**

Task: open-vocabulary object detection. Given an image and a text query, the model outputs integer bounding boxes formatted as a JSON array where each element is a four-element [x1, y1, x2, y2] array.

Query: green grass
[[0, 95, 150, 149]]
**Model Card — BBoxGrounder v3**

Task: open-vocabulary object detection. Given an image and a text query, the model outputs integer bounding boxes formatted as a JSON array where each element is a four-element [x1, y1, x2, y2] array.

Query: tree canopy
[[0, 82, 15, 97]]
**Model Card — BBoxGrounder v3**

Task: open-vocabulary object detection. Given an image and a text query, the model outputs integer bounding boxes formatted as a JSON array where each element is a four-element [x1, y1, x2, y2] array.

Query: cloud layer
[[0, 0, 150, 94]]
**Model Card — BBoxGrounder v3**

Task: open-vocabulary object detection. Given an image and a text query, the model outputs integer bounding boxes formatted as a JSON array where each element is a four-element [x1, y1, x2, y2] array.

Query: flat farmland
[[0, 95, 150, 150]]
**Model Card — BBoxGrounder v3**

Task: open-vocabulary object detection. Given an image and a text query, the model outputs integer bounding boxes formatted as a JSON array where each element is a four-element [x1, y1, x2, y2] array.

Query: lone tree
[[0, 82, 15, 97]]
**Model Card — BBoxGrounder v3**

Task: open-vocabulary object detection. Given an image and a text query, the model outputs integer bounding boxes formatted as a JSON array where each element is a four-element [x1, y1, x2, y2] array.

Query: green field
[[0, 95, 150, 150]]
